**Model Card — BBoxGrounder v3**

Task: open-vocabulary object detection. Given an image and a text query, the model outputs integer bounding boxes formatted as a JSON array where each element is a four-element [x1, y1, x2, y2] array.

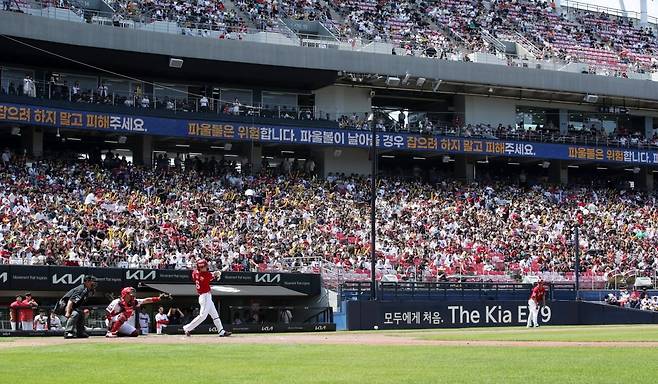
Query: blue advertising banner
[[2, 102, 658, 165]]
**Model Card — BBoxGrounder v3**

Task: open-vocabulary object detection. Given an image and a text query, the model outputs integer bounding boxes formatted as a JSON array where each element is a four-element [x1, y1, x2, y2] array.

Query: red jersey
[[19, 299, 36, 321], [192, 270, 214, 294], [530, 285, 546, 303], [9, 300, 22, 321]]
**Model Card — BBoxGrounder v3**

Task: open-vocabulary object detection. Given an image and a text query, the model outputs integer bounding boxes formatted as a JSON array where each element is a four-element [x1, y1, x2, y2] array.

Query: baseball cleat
[[184, 330, 191, 337], [105, 331, 118, 338], [218, 329, 232, 337], [64, 332, 75, 339]]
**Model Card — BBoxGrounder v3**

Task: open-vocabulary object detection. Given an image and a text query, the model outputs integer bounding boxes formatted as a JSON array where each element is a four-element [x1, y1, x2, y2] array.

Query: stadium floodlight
[[583, 94, 599, 103], [432, 80, 442, 92], [416, 78, 426, 87], [169, 58, 184, 68], [385, 77, 401, 86]]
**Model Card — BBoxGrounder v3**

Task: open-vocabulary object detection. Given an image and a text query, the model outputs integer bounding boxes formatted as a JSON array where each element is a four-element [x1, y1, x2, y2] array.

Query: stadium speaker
[[583, 94, 599, 103], [385, 77, 401, 86], [333, 149, 342, 157], [416, 77, 426, 87], [224, 143, 233, 151], [118, 136, 127, 144], [169, 58, 184, 68]]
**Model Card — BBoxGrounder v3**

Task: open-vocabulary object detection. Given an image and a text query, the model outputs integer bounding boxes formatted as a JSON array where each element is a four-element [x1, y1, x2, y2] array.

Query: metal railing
[[340, 281, 577, 302], [228, 305, 332, 325], [561, 0, 658, 26], [0, 305, 109, 331]]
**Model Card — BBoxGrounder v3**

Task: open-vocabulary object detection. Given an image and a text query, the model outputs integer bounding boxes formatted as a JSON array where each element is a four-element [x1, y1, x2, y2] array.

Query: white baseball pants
[[108, 314, 138, 335], [183, 292, 224, 333], [21, 321, 33, 331], [527, 299, 539, 327]]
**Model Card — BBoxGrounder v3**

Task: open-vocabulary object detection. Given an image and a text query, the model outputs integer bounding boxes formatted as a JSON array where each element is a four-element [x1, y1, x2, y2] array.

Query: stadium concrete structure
[[3, 4, 658, 187], [1, 2, 658, 333]]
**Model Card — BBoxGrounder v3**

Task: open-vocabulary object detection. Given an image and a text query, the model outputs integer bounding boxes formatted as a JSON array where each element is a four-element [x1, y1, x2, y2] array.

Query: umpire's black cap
[[84, 275, 97, 282]]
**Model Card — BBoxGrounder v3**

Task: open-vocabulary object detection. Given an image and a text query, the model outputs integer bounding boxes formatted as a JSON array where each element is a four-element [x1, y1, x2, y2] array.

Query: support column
[[636, 168, 653, 191], [645, 116, 653, 140], [548, 161, 567, 185], [248, 142, 263, 174], [320, 147, 370, 178], [559, 109, 569, 135], [133, 136, 153, 167], [454, 156, 474, 182], [641, 0, 648, 27], [21, 127, 43, 158], [313, 85, 372, 121]]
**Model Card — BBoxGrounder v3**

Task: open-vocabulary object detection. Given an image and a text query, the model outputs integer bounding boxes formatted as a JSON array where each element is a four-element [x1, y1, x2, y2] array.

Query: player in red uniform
[[183, 259, 231, 337], [105, 287, 170, 337], [19, 293, 38, 331], [527, 280, 546, 327], [9, 295, 23, 331]]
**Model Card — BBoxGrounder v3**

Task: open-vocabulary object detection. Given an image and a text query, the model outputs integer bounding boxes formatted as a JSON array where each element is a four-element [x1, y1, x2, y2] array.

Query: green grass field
[[1, 325, 657, 384]]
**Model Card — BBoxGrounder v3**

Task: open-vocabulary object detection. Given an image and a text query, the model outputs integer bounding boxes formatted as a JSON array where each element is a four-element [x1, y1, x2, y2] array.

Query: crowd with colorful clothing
[[1, 148, 657, 287]]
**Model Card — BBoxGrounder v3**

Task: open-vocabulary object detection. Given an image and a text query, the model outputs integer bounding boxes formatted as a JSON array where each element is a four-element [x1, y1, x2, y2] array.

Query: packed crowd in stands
[[0, 148, 656, 287]]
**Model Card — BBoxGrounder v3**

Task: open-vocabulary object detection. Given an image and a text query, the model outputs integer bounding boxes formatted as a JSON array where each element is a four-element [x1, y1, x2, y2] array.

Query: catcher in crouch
[[105, 287, 171, 337]]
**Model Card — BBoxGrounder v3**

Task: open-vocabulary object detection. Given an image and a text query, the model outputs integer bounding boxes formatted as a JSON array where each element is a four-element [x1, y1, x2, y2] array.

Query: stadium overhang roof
[[0, 36, 338, 90], [145, 283, 308, 297], [4, 11, 658, 107]]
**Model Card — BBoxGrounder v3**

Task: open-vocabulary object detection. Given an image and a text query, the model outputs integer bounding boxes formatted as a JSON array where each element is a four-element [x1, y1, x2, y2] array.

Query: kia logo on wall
[[125, 270, 157, 280], [51, 274, 85, 285]]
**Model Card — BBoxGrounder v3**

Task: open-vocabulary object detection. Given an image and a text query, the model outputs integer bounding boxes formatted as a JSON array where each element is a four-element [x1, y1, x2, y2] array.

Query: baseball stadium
[[1, 0, 658, 382]]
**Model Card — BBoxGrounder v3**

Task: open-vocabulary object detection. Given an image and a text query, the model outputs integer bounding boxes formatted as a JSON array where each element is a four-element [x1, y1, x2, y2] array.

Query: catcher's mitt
[[158, 293, 173, 301]]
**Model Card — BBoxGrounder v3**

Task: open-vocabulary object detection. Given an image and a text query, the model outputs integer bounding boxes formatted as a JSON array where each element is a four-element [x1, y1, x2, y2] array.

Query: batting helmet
[[196, 259, 208, 269], [121, 287, 136, 298]]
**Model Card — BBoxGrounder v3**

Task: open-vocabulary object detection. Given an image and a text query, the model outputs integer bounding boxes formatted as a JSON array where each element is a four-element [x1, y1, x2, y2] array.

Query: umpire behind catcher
[[54, 275, 97, 339]]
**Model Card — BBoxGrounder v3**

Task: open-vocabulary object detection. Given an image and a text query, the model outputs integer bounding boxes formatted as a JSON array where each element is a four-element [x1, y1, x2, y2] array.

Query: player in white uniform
[[139, 312, 150, 335], [105, 287, 171, 337], [154, 307, 169, 335], [33, 310, 49, 331]]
